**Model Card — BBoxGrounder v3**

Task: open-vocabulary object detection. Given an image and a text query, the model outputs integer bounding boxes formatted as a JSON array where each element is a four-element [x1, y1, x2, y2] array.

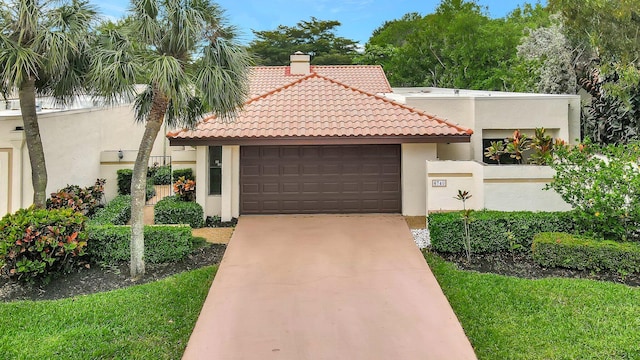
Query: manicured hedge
[[149, 165, 172, 185], [154, 196, 204, 228], [0, 208, 88, 281], [172, 168, 194, 182], [532, 232, 640, 274], [429, 210, 577, 254], [89, 195, 131, 225], [116, 169, 156, 200], [87, 224, 192, 264]]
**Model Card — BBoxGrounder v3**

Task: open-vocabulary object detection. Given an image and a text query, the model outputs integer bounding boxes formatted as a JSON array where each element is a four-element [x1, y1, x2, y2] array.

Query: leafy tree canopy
[[248, 17, 358, 65], [358, 0, 548, 90]]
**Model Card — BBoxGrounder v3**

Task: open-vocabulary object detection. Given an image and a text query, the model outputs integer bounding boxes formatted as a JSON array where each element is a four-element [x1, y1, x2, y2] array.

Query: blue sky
[[94, 0, 546, 45]]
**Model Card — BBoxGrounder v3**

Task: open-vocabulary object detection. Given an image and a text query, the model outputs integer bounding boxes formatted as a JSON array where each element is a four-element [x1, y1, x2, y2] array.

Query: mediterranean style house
[[0, 53, 579, 219]]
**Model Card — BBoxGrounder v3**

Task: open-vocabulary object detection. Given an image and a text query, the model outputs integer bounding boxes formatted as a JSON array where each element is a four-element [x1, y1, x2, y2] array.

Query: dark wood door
[[240, 145, 401, 214]]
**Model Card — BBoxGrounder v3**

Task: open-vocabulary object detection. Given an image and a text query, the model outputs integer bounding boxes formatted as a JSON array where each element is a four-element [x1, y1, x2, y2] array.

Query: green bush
[[548, 141, 640, 241], [87, 224, 192, 264], [117, 169, 133, 195], [172, 168, 194, 182], [0, 207, 88, 282], [429, 210, 578, 254], [46, 179, 105, 217], [154, 196, 204, 228], [151, 165, 172, 185], [532, 232, 640, 274], [89, 195, 131, 225], [117, 169, 155, 201]]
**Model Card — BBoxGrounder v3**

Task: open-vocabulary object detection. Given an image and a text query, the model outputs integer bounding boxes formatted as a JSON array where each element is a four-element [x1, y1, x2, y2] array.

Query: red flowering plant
[[173, 176, 196, 202]]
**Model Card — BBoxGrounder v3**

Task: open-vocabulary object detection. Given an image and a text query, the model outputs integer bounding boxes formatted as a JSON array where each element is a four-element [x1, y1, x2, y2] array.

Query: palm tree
[[95, 0, 251, 278], [0, 0, 98, 208]]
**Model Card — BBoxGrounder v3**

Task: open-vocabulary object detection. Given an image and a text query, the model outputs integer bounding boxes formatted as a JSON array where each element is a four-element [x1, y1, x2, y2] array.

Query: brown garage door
[[240, 145, 401, 214]]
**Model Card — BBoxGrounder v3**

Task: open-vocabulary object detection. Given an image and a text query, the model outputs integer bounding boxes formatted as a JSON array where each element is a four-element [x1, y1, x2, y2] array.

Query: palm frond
[[0, 34, 42, 88], [133, 84, 154, 123], [130, 0, 161, 45], [195, 38, 251, 121], [88, 24, 138, 105]]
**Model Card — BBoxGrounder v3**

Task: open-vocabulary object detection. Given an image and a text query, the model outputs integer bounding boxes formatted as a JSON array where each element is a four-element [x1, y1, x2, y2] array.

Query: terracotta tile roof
[[248, 65, 392, 97], [168, 73, 472, 141]]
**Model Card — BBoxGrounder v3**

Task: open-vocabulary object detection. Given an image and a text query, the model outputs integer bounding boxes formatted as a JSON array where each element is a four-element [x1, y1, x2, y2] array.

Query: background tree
[[94, 0, 251, 278], [0, 0, 97, 208], [248, 17, 358, 65], [517, 17, 579, 94], [548, 0, 640, 143], [359, 0, 548, 89]]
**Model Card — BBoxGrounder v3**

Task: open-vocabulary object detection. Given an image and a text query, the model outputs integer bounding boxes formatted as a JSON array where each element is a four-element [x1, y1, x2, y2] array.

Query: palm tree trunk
[[19, 77, 48, 208], [130, 91, 168, 279]]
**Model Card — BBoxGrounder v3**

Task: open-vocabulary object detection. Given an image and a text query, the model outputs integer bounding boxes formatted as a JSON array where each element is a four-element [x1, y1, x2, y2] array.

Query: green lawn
[[425, 252, 640, 360], [0, 266, 216, 360]]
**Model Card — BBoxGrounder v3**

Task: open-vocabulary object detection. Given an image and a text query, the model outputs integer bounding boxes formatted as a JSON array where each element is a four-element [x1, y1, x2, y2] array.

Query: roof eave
[[168, 134, 471, 147]]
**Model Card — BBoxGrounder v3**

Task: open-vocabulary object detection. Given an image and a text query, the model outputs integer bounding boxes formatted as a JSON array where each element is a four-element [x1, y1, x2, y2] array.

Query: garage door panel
[[261, 147, 280, 158], [281, 147, 300, 158], [242, 164, 260, 176], [382, 181, 401, 192], [282, 164, 299, 175], [302, 164, 320, 175], [262, 183, 279, 193], [262, 164, 279, 176], [282, 182, 299, 193], [240, 145, 401, 214], [301, 147, 320, 158], [242, 183, 260, 194]]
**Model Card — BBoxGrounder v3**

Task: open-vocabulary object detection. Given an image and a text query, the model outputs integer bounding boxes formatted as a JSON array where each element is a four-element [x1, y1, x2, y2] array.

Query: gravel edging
[[412, 228, 430, 249]]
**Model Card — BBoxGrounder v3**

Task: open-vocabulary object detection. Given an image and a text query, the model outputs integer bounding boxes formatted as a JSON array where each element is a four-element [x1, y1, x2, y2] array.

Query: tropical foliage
[[92, 0, 251, 278], [0, 0, 99, 207], [547, 141, 640, 241], [0, 207, 88, 282]]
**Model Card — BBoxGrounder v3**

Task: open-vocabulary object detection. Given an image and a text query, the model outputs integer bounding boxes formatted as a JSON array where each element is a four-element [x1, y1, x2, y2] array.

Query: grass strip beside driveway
[[0, 266, 216, 359], [425, 252, 640, 360]]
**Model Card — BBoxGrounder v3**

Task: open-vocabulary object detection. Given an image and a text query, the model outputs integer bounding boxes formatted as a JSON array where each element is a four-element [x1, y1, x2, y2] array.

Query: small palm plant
[[505, 130, 531, 164], [484, 140, 505, 164], [529, 127, 553, 165], [454, 190, 473, 262]]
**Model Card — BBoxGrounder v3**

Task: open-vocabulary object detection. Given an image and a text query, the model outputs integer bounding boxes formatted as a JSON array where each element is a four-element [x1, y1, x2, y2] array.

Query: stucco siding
[[0, 149, 11, 214], [401, 143, 438, 216]]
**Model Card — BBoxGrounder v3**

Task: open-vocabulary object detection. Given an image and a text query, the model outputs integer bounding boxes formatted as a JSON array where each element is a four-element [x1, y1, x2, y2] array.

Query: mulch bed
[[0, 244, 226, 302], [437, 250, 640, 287]]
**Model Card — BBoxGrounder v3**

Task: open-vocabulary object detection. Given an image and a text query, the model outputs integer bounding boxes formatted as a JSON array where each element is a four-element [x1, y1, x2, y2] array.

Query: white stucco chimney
[[290, 51, 311, 75]]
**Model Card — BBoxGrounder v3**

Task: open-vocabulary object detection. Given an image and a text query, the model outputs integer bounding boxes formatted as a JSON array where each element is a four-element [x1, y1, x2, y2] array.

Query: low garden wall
[[426, 160, 571, 213]]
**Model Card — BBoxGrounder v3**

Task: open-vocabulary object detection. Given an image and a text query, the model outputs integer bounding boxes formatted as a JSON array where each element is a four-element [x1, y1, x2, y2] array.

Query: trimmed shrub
[[117, 169, 133, 195], [154, 196, 204, 228], [46, 179, 105, 217], [116, 169, 155, 201], [429, 210, 577, 254], [151, 165, 172, 185], [205, 215, 238, 228], [89, 195, 131, 225], [532, 232, 640, 274], [0, 207, 88, 282], [172, 168, 194, 182], [87, 224, 192, 264]]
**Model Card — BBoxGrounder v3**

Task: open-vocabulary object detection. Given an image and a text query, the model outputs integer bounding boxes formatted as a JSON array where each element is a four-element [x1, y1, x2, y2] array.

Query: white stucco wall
[[0, 104, 177, 213], [483, 165, 572, 212], [404, 93, 581, 163], [426, 161, 484, 212], [425, 160, 571, 213], [402, 143, 438, 216], [0, 148, 10, 214]]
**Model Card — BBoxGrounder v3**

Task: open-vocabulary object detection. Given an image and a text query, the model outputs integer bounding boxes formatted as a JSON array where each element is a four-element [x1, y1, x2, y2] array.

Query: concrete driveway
[[183, 215, 476, 359]]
